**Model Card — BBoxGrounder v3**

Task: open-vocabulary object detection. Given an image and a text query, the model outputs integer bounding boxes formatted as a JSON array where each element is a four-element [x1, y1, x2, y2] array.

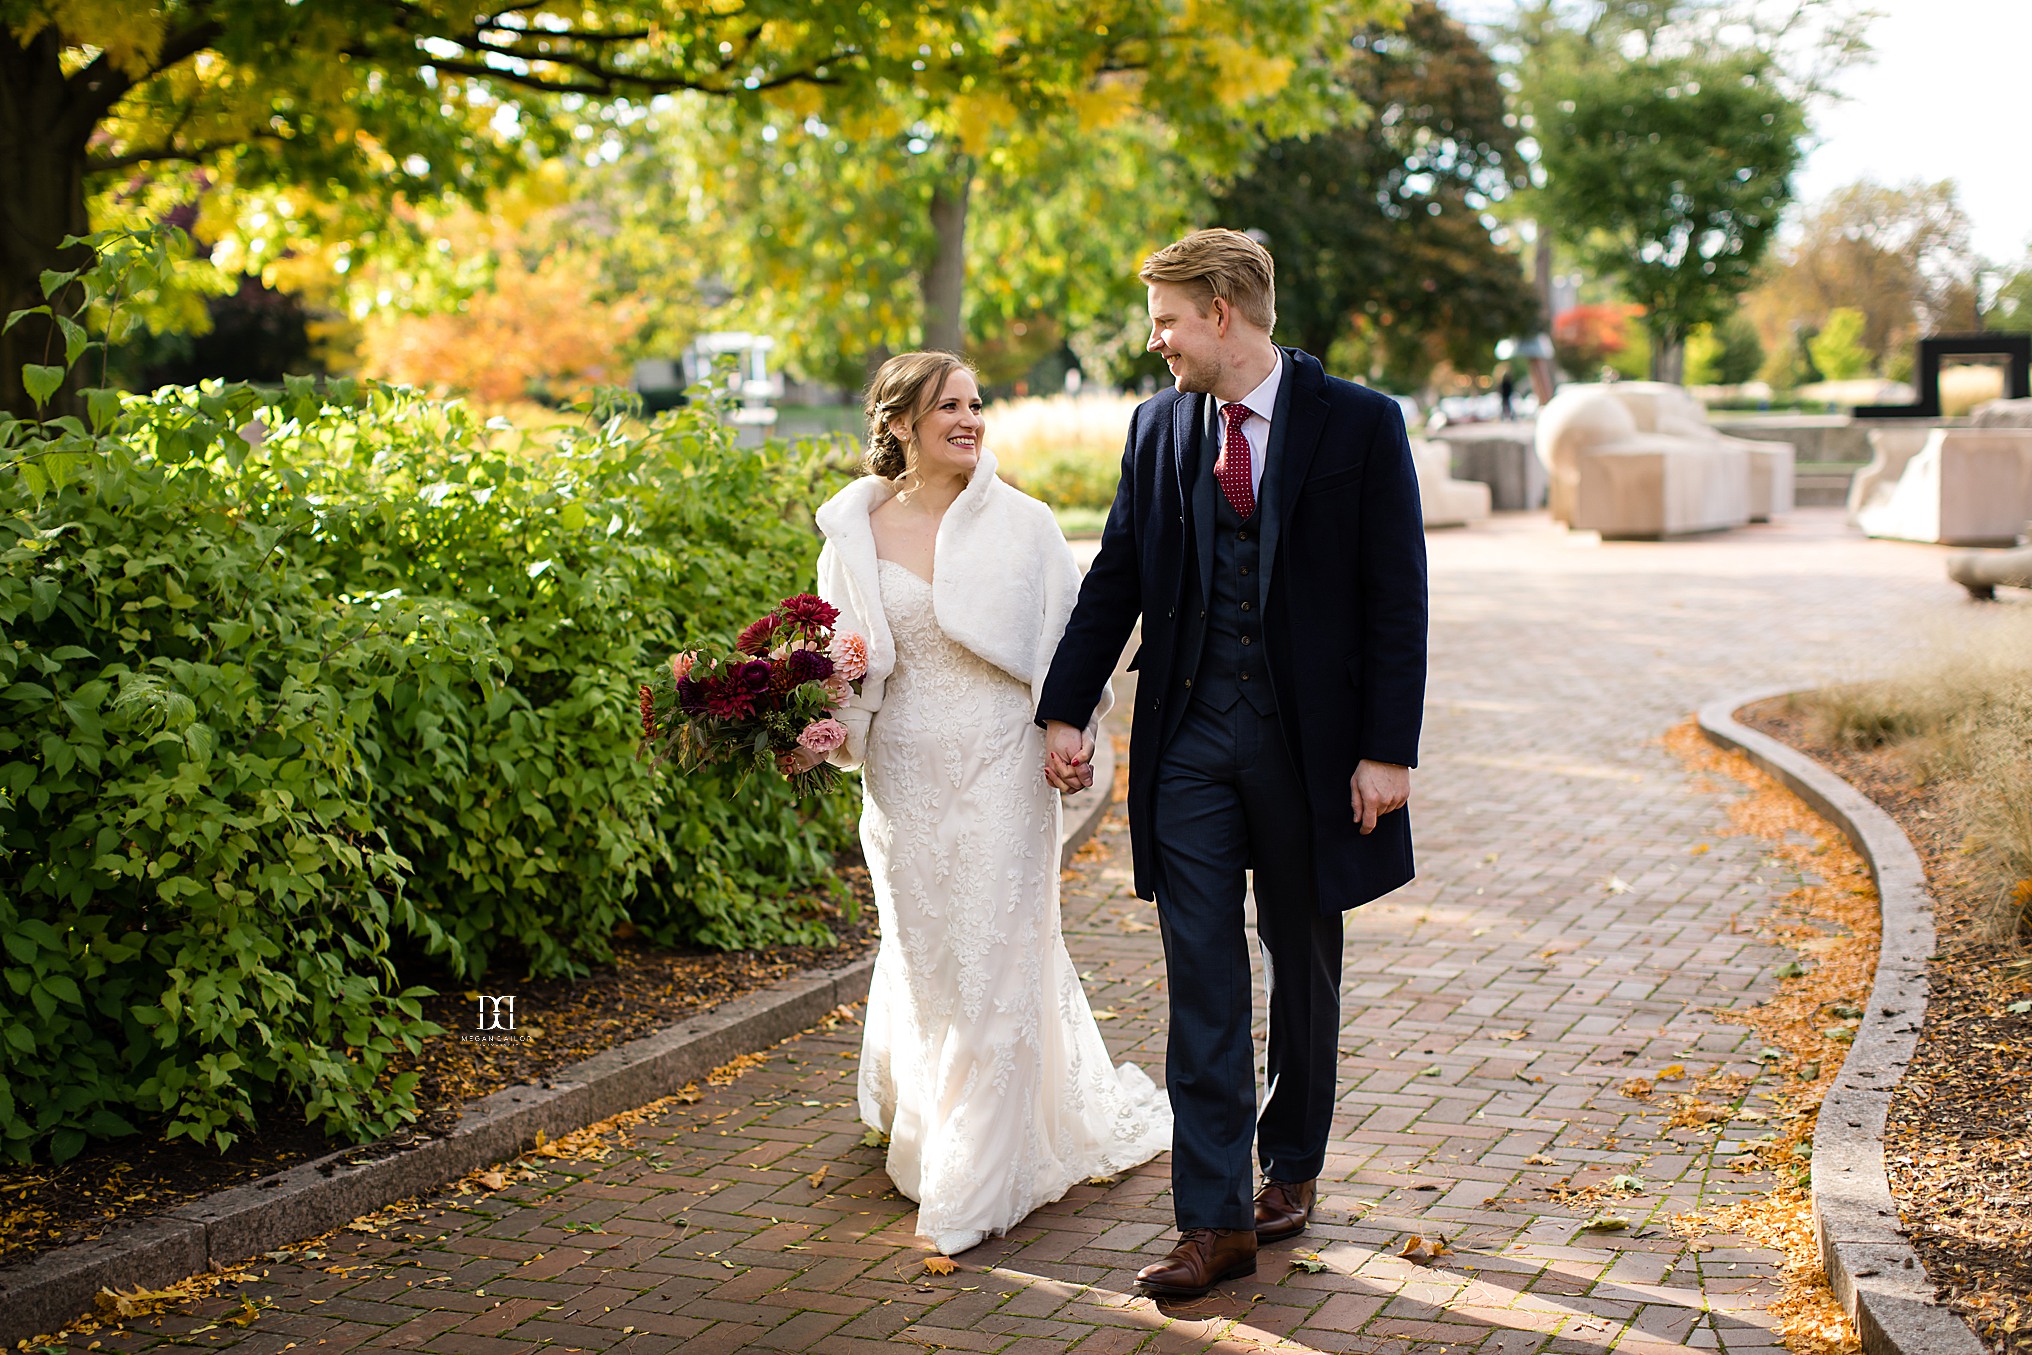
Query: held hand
[[1043, 720, 1096, 794], [778, 746, 826, 777], [1351, 759, 1410, 835]]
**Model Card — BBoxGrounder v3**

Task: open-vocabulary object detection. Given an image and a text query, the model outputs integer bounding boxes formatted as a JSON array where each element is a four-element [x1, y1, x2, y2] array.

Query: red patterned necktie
[[1217, 401, 1257, 519]]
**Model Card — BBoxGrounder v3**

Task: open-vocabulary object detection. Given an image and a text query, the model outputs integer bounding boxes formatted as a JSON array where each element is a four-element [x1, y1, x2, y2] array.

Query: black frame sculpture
[[1855, 333, 2032, 419]]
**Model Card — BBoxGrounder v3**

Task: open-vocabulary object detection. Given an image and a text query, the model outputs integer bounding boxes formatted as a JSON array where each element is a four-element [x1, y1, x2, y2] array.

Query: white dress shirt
[[1212, 351, 1284, 499]]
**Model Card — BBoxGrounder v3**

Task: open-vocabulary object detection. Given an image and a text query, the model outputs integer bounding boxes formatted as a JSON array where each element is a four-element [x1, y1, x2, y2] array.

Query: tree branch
[[62, 17, 228, 141], [86, 145, 216, 174], [415, 52, 838, 99]]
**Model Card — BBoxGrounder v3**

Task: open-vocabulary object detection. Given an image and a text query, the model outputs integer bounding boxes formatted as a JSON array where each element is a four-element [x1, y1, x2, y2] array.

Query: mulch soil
[[1738, 698, 2032, 1355], [0, 861, 876, 1273]]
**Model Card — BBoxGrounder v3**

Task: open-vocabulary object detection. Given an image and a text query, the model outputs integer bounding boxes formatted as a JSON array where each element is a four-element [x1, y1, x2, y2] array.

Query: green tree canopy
[[1213, 0, 1539, 392], [1806, 306, 1872, 380], [1, 0, 1383, 414], [1516, 0, 1814, 380]]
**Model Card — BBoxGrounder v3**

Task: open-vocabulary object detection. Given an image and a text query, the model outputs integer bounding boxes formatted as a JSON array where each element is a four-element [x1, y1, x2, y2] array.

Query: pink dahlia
[[797, 718, 848, 755], [669, 650, 698, 682], [829, 630, 868, 681]]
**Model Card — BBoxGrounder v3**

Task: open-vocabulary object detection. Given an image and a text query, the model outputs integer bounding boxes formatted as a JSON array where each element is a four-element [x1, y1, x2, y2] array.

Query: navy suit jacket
[[1036, 347, 1429, 913]]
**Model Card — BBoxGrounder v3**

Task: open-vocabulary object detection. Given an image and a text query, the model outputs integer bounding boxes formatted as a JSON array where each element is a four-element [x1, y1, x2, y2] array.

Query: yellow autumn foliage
[[14, 0, 166, 77]]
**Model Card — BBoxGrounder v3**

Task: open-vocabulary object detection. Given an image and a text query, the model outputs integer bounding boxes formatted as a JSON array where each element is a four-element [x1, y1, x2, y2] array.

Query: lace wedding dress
[[857, 560, 1171, 1255]]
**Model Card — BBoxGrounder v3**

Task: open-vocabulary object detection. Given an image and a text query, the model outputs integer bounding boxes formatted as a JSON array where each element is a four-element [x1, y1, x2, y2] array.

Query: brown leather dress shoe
[[1254, 1178, 1317, 1243], [1133, 1228, 1258, 1298]]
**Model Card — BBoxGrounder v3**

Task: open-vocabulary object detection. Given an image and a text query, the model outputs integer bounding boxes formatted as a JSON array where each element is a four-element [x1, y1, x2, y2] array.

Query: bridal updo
[[863, 351, 974, 480]]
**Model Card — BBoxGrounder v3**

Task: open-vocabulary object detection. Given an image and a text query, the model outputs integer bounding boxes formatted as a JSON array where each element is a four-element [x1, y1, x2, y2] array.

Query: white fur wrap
[[813, 449, 1112, 770]]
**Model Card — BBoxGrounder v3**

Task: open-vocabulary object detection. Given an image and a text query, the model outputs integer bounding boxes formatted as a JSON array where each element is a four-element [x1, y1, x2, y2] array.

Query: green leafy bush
[[3, 307, 856, 1160]]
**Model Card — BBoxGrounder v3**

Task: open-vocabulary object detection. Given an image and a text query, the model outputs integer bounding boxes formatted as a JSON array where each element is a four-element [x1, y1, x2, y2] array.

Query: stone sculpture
[[1851, 420, 2032, 546], [1535, 382, 1792, 538], [1411, 438, 1492, 528], [1947, 546, 2032, 600]]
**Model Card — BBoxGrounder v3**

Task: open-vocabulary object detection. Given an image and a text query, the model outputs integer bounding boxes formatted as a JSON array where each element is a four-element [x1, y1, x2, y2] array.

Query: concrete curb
[[0, 745, 1122, 1346], [1698, 689, 1986, 1355]]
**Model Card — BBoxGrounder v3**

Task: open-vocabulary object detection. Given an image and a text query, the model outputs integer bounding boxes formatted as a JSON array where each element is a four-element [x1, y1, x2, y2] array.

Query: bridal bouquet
[[638, 593, 867, 795]]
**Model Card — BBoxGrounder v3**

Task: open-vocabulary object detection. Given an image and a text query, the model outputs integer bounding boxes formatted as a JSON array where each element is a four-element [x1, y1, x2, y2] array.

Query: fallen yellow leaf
[[1398, 1234, 1454, 1264], [1658, 1063, 1687, 1081], [96, 1284, 191, 1319], [807, 1165, 829, 1189], [924, 1255, 959, 1276], [476, 1170, 508, 1191]]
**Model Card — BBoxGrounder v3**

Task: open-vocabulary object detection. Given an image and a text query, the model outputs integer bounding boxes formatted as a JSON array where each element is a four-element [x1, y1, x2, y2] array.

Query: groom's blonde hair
[[1139, 228, 1276, 334]]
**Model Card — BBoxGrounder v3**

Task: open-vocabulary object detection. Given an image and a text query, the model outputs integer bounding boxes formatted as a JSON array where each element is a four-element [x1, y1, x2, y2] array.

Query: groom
[[1038, 228, 1428, 1297]]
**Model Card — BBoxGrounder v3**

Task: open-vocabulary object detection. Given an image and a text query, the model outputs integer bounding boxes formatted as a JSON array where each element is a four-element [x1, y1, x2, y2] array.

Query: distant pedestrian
[[1499, 367, 1516, 420]]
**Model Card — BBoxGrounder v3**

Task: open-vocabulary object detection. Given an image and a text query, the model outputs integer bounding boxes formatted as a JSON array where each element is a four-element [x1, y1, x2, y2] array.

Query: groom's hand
[[1351, 759, 1410, 835], [1043, 720, 1095, 794]]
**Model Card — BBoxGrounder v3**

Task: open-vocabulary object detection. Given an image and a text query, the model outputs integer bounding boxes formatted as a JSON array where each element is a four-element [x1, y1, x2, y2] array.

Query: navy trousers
[[1152, 695, 1345, 1231]]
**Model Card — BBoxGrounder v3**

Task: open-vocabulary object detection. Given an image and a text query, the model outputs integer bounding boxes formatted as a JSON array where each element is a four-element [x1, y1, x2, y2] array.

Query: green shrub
[[1, 366, 857, 1162]]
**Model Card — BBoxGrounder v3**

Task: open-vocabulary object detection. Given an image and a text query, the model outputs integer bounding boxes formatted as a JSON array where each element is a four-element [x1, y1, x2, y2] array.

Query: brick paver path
[[68, 510, 1985, 1355]]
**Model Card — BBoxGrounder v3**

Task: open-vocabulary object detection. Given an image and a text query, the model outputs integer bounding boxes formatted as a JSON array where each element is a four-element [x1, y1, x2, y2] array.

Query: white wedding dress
[[857, 560, 1171, 1254]]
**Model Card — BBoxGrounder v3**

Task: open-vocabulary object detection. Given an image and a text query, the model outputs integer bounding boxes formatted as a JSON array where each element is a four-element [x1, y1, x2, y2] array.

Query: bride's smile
[[895, 369, 984, 484]]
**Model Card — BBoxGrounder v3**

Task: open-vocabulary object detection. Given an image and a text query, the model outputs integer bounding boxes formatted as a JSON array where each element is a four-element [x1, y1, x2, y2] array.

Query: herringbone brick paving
[[60, 509, 1986, 1354]]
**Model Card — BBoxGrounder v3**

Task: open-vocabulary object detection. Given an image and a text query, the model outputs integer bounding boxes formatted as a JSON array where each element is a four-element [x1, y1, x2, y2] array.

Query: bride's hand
[[778, 746, 826, 776]]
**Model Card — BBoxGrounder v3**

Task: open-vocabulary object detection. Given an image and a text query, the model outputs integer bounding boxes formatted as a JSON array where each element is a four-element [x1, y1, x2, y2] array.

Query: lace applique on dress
[[856, 560, 1170, 1255]]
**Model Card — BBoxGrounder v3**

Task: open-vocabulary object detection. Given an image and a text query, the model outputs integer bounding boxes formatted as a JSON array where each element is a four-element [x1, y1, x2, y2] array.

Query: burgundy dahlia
[[734, 614, 780, 656], [777, 593, 840, 631], [702, 682, 757, 720], [639, 684, 656, 739], [734, 659, 775, 694], [785, 648, 834, 684], [675, 675, 706, 717]]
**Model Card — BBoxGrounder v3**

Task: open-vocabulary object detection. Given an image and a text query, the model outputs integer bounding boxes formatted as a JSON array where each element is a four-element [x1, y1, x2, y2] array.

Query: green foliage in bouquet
[[0, 229, 857, 1161]]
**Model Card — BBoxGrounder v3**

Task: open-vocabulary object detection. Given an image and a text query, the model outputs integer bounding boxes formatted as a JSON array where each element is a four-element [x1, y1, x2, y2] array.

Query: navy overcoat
[[1036, 346, 1429, 913]]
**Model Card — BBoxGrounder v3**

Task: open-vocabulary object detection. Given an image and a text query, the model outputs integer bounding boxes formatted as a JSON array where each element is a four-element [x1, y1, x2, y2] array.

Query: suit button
[[1241, 672, 1252, 681], [1237, 530, 1250, 541], [1240, 635, 1253, 646], [1240, 601, 1253, 611], [1199, 609, 1207, 618], [1240, 566, 1250, 576], [1184, 678, 1193, 688], [1167, 608, 1175, 619]]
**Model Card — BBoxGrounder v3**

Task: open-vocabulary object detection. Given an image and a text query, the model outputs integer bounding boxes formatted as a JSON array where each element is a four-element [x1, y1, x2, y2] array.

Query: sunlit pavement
[[69, 509, 1987, 1355]]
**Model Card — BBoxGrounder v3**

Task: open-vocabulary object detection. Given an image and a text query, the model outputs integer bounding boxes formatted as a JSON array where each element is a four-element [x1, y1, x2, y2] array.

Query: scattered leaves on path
[[1665, 720, 1869, 1355]]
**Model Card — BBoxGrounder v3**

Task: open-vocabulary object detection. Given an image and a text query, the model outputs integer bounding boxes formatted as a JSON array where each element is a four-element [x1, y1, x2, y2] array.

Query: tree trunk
[[1533, 226, 1555, 331], [1649, 330, 1685, 385], [0, 29, 95, 419], [919, 159, 971, 356]]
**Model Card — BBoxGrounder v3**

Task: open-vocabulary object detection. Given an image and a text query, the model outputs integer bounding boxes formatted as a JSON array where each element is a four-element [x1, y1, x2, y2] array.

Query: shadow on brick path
[[60, 510, 1984, 1355]]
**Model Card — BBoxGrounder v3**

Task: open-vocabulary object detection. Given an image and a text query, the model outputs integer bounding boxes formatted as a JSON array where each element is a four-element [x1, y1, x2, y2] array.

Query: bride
[[794, 350, 1171, 1255]]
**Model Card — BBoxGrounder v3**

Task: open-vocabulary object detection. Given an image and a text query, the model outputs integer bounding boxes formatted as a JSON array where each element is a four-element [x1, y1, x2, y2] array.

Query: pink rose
[[669, 651, 698, 681], [820, 674, 853, 706], [829, 630, 868, 681], [797, 718, 848, 755]]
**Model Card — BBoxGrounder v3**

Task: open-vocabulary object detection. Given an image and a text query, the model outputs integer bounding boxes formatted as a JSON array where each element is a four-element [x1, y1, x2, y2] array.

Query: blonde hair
[[862, 351, 974, 480], [1138, 228, 1277, 333]]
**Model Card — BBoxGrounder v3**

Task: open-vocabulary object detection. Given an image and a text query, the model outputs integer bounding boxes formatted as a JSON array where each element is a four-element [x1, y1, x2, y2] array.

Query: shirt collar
[[1216, 349, 1284, 425]]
